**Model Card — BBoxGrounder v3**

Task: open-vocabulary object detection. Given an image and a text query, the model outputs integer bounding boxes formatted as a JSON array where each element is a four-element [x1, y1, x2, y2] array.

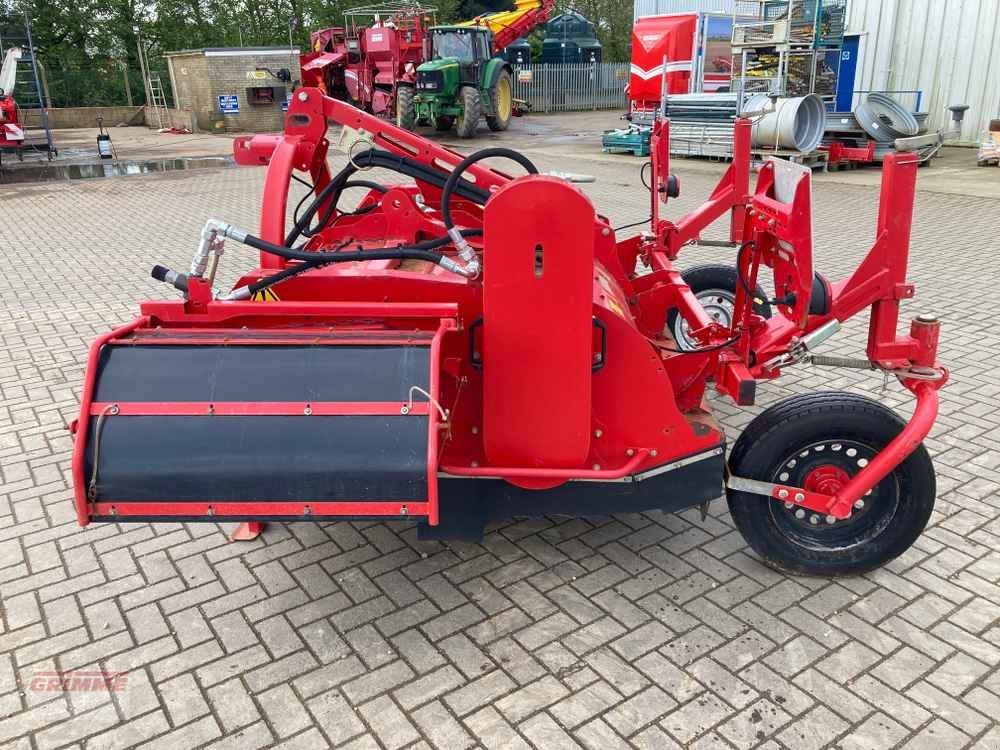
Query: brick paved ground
[[1, 131, 998, 750]]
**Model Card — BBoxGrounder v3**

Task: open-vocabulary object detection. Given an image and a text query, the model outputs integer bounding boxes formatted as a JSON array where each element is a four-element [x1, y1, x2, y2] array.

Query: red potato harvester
[[71, 88, 946, 576]]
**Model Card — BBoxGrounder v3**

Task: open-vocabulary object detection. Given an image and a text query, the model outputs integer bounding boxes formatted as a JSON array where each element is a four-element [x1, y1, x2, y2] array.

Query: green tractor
[[399, 26, 514, 138]]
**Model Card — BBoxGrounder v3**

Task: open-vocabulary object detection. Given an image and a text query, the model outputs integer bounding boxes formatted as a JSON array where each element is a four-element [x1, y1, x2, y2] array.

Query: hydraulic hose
[[440, 147, 538, 231], [438, 147, 537, 279], [220, 228, 486, 299], [286, 149, 493, 247]]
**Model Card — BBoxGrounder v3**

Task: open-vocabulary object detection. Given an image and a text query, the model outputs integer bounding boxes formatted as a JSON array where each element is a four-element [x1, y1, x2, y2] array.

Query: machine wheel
[[727, 392, 935, 577], [435, 115, 455, 132], [667, 264, 771, 350], [455, 86, 481, 139], [485, 69, 513, 132], [396, 85, 416, 130]]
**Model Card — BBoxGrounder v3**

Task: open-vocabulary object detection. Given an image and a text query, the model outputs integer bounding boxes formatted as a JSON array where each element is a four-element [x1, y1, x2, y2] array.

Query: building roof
[[165, 47, 301, 57]]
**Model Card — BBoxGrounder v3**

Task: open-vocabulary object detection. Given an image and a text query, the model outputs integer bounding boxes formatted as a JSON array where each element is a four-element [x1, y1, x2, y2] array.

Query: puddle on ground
[[0, 156, 236, 184]]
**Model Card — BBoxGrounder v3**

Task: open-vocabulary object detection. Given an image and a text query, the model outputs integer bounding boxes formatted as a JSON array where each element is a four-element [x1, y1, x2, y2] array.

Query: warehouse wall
[[847, 0, 1000, 143], [633, 0, 1000, 142]]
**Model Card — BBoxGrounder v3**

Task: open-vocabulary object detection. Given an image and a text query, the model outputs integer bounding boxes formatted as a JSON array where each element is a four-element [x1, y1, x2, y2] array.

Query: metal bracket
[[726, 474, 849, 519]]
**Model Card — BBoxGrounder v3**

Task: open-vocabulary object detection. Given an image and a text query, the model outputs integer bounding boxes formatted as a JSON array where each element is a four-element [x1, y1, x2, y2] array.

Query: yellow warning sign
[[251, 288, 280, 302]]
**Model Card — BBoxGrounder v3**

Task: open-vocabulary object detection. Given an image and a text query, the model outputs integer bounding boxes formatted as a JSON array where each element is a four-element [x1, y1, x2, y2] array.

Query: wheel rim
[[496, 77, 512, 121], [671, 288, 735, 350], [768, 439, 900, 552]]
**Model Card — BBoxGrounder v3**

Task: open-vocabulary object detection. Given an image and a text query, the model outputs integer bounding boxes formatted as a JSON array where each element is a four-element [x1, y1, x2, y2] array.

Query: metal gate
[[511, 63, 629, 113]]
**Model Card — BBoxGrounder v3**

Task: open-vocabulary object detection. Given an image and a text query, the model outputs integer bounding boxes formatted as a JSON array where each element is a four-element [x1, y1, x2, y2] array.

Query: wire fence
[[511, 63, 630, 113], [35, 60, 630, 114]]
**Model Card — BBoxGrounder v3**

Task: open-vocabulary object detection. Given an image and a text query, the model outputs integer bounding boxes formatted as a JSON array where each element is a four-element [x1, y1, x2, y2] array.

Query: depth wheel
[[727, 392, 935, 577], [486, 69, 513, 132], [455, 86, 481, 139], [667, 264, 771, 350], [396, 84, 416, 130]]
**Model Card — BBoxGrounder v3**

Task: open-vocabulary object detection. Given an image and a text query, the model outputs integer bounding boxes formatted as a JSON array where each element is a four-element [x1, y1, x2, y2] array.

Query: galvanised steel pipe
[[748, 94, 826, 153]]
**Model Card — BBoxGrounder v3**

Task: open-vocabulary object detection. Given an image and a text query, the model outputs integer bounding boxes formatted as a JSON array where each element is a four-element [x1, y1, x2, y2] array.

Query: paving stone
[[2, 133, 999, 750]]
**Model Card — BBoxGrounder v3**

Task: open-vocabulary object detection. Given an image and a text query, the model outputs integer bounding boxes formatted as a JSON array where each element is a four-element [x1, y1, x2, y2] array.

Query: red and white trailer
[[628, 12, 735, 114]]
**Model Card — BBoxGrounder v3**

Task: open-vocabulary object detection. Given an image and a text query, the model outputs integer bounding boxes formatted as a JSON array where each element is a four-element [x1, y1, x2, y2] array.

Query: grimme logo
[[30, 671, 129, 692]]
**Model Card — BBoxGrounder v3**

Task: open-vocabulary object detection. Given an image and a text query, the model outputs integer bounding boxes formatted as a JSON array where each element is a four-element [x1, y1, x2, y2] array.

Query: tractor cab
[[422, 26, 493, 88], [406, 25, 513, 138]]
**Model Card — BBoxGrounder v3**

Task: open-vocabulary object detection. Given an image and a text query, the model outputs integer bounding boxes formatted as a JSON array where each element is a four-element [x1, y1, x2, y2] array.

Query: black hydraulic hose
[[440, 148, 538, 231], [286, 150, 493, 247], [241, 228, 484, 268]]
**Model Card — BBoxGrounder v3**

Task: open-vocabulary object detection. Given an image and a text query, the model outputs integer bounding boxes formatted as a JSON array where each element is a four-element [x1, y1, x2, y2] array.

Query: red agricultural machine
[[301, 3, 435, 121], [0, 46, 25, 151], [71, 88, 946, 576]]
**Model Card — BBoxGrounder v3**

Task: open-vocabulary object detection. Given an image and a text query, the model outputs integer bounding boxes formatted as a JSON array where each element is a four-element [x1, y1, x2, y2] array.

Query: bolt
[[304, 404, 312, 416], [650, 449, 658, 457], [916, 313, 938, 324], [297, 91, 309, 102], [854, 499, 865, 509], [794, 492, 805, 503], [400, 505, 408, 516], [470, 461, 478, 468], [825, 515, 837, 525], [794, 509, 806, 519], [303, 505, 312, 516], [592, 464, 601, 471], [784, 502, 794, 510], [594, 429, 602, 438], [626, 448, 635, 457], [471, 426, 479, 434], [778, 489, 789, 499], [601, 227, 610, 236], [809, 514, 819, 525]]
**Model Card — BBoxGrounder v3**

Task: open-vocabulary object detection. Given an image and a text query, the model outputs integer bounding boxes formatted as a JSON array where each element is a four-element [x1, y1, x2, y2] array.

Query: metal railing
[[510, 63, 629, 113]]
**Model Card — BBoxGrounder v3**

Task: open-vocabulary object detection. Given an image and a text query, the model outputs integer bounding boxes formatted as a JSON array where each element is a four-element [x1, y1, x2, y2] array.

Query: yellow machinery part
[[457, 0, 542, 35]]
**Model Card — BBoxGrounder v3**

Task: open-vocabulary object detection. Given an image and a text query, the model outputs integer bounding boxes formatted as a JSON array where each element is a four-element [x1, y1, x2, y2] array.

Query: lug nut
[[794, 493, 805, 503], [854, 499, 865, 509], [778, 489, 789, 499], [825, 515, 837, 525], [809, 515, 820, 525], [794, 509, 805, 519]]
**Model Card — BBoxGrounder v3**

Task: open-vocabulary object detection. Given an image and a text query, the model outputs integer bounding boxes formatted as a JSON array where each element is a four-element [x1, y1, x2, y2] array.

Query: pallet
[[751, 148, 829, 172]]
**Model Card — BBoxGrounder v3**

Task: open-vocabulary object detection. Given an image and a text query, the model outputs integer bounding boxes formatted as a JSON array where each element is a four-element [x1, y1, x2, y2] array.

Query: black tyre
[[485, 69, 513, 132], [455, 86, 481, 139], [727, 392, 935, 577], [667, 264, 771, 350], [435, 115, 455, 132], [396, 84, 416, 130]]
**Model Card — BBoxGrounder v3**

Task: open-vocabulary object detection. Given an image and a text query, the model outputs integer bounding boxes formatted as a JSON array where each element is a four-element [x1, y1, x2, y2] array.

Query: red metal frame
[[71, 89, 946, 533]]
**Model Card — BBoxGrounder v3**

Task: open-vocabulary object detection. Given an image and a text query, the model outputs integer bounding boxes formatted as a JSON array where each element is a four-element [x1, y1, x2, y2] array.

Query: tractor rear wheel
[[455, 86, 481, 139], [486, 69, 513, 132], [435, 115, 455, 132], [396, 84, 416, 130], [667, 264, 771, 350], [726, 392, 935, 577]]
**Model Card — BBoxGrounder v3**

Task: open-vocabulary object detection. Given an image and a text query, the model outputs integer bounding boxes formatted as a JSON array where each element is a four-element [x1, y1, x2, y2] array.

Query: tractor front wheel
[[396, 85, 416, 131], [486, 70, 513, 132], [455, 86, 481, 138], [727, 392, 935, 577]]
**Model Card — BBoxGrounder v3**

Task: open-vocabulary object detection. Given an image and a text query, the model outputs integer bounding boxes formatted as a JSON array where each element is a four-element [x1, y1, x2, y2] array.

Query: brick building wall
[[165, 48, 301, 133]]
